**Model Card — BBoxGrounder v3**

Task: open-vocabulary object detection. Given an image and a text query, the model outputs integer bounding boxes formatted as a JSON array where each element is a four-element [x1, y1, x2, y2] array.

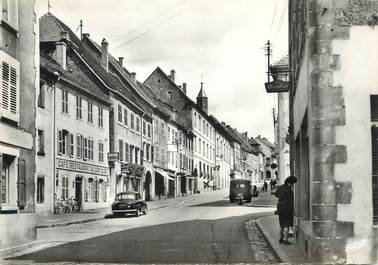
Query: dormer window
[[167, 91, 172, 100]]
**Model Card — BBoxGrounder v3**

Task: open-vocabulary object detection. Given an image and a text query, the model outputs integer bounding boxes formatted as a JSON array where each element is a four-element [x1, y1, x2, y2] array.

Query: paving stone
[[244, 220, 279, 263]]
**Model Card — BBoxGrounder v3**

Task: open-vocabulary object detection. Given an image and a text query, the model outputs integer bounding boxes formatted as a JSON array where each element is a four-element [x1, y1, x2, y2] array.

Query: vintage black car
[[111, 191, 147, 217]]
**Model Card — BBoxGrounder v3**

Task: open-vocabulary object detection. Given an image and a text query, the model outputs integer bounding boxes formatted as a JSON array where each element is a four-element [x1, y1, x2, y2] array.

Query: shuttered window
[[125, 142, 129, 162], [372, 96, 378, 224], [1, 51, 20, 123], [119, 139, 124, 161], [77, 134, 81, 158], [17, 159, 26, 210]]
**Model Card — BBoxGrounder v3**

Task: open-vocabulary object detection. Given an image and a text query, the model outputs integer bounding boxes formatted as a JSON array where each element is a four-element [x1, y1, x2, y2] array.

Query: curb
[[0, 240, 45, 258], [37, 215, 106, 228], [255, 216, 291, 263], [37, 197, 196, 229]]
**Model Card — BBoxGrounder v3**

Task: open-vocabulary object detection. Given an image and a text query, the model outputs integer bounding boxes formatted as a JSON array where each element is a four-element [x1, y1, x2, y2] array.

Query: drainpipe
[[51, 71, 60, 214], [140, 111, 145, 198]]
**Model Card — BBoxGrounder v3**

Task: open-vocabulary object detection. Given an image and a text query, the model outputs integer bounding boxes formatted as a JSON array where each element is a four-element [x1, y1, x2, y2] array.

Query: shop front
[[56, 158, 110, 211]]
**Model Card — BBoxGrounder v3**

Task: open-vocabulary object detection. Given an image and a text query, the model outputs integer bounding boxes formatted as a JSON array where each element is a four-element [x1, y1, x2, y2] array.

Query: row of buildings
[[267, 0, 378, 263], [0, 2, 279, 248]]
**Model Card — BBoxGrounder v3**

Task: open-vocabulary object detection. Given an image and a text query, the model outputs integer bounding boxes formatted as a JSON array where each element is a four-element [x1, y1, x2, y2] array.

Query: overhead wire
[[114, 8, 186, 50], [268, 0, 279, 40], [272, 1, 287, 44], [112, 0, 187, 44]]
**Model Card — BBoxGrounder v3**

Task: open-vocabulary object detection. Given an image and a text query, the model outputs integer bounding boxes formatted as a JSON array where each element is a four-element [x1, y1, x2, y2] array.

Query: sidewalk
[[256, 215, 309, 263], [251, 190, 309, 263], [37, 193, 199, 228]]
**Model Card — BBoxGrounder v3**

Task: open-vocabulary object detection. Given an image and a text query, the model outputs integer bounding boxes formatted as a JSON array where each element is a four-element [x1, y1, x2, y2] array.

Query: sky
[[35, 0, 288, 142]]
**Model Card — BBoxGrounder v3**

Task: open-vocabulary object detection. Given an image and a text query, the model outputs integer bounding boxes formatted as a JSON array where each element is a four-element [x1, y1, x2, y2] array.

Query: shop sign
[[265, 79, 290, 93], [56, 158, 109, 176], [107, 152, 119, 162]]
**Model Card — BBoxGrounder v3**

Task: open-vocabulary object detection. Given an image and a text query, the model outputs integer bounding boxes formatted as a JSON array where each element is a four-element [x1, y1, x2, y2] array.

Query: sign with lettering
[[107, 152, 119, 162], [265, 80, 290, 93], [56, 158, 109, 176]]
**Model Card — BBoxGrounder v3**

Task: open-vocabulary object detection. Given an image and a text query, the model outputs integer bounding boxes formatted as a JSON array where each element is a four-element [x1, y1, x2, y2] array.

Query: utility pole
[[265, 40, 272, 82], [48, 0, 51, 13]]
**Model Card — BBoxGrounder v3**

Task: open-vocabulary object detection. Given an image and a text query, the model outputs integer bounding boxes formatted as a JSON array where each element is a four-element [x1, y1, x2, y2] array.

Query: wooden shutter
[[372, 127, 378, 224], [1, 51, 20, 122], [17, 159, 26, 210]]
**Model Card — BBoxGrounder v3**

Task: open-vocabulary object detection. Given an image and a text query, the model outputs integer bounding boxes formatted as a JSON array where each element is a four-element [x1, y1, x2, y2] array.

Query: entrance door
[[75, 177, 82, 210], [145, 172, 151, 201], [181, 176, 186, 194]]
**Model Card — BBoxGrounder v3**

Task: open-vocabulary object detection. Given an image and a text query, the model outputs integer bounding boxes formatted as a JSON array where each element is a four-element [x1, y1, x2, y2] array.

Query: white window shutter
[[0, 51, 20, 122]]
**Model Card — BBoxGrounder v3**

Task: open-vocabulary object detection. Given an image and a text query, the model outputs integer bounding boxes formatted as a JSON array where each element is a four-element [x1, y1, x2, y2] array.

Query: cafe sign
[[56, 158, 109, 176], [265, 79, 290, 93], [107, 152, 119, 162]]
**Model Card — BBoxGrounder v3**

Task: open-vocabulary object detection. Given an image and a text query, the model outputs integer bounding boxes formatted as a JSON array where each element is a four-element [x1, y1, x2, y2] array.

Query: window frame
[[98, 106, 103, 127], [37, 129, 45, 156], [87, 101, 93, 123], [76, 96, 82, 119]]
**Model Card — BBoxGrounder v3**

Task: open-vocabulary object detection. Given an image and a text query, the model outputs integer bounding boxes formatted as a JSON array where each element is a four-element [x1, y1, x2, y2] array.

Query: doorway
[[145, 171, 151, 201], [75, 177, 83, 211]]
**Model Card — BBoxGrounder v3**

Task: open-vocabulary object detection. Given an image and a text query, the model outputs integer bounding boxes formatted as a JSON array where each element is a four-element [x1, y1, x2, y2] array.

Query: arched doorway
[[145, 171, 152, 201]]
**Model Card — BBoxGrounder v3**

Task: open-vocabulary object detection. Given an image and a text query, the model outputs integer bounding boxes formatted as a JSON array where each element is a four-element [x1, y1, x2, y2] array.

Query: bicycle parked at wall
[[54, 197, 80, 214]]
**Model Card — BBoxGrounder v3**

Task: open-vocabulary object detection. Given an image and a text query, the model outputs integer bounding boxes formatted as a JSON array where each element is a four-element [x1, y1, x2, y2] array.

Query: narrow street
[[7, 191, 278, 264]]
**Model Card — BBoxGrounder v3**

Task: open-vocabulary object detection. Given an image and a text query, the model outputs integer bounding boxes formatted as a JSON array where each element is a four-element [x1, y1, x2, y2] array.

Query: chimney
[[55, 31, 68, 70], [130, 72, 136, 84], [101, 38, 109, 72], [182, 82, 187, 94], [170, 69, 176, 83], [243, 132, 248, 138], [118, 57, 124, 66], [221, 122, 226, 127], [60, 31, 69, 41]]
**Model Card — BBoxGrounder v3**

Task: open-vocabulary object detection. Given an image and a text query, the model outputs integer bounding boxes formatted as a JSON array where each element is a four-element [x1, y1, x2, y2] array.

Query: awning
[[155, 169, 174, 181]]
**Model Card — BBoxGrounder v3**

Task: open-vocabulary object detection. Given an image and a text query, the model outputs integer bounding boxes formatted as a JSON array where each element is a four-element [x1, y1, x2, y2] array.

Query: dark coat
[[275, 184, 294, 227]]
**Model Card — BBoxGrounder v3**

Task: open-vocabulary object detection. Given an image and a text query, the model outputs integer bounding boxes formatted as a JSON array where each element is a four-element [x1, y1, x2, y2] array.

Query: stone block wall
[[290, 0, 378, 263]]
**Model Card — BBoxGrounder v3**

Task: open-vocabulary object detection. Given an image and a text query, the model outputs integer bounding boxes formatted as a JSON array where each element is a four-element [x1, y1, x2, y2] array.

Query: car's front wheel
[[135, 209, 141, 217]]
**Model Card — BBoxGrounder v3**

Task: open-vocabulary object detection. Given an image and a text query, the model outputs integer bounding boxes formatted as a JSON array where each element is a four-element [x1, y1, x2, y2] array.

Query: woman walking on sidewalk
[[274, 176, 297, 245]]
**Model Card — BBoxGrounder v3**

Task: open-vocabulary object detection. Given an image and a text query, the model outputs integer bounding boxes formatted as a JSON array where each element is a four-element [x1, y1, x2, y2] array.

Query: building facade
[[0, 0, 38, 248], [144, 68, 215, 193], [38, 17, 112, 212], [254, 135, 277, 181], [289, 0, 378, 263], [270, 57, 291, 184]]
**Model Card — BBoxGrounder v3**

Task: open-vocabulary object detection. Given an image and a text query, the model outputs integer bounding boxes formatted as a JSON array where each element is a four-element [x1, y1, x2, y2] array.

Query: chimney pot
[[170, 69, 176, 82], [182, 82, 187, 94], [130, 72, 136, 84], [118, 57, 124, 66], [101, 38, 109, 72]]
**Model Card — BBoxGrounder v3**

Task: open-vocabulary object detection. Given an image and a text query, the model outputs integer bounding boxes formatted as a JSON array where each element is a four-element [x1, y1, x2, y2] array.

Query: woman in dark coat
[[274, 176, 297, 245]]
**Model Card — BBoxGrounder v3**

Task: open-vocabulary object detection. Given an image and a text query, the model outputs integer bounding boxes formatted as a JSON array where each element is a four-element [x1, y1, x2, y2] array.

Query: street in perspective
[[1, 0, 378, 264]]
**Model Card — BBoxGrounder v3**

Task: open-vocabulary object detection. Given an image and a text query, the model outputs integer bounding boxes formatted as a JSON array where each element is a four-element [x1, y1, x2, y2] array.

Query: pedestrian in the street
[[274, 175, 297, 245], [263, 181, 268, 192]]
